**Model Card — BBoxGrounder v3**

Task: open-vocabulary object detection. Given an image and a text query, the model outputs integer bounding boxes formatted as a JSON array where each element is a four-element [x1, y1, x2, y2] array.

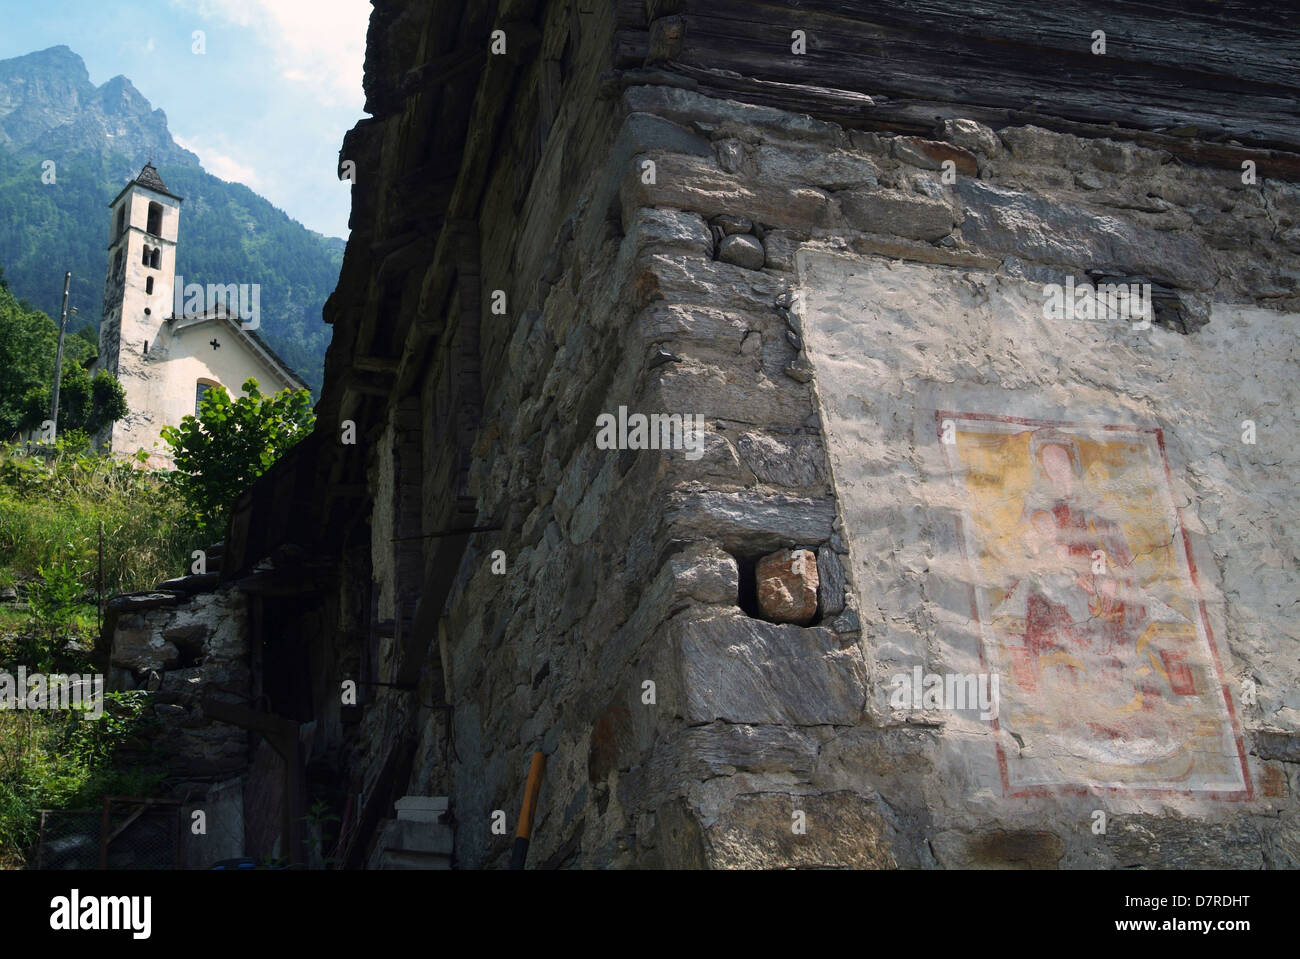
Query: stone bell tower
[[99, 162, 183, 455]]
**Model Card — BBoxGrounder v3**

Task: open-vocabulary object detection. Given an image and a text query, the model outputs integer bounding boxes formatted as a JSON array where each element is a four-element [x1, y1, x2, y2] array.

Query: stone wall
[[404, 76, 1298, 867], [104, 579, 254, 866], [107, 584, 251, 786], [211, 0, 1300, 868]]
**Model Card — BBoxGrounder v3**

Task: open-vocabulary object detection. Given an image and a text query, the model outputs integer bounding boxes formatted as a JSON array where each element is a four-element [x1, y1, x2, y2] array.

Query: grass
[[0, 439, 197, 867], [0, 689, 164, 866], [0, 441, 197, 596]]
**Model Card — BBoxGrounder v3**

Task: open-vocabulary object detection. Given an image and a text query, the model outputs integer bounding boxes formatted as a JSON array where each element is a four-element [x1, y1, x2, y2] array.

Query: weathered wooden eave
[[622, 0, 1300, 176]]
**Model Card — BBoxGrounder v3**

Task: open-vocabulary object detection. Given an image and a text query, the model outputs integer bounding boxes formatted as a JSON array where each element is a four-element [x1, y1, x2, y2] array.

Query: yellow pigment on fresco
[[944, 419, 1247, 795]]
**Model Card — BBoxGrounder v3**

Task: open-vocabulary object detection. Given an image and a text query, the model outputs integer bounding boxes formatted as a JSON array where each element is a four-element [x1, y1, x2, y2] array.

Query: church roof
[[110, 162, 184, 206], [135, 162, 172, 196]]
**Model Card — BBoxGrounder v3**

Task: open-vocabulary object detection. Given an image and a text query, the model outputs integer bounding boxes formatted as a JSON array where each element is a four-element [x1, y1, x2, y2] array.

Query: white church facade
[[94, 163, 307, 464]]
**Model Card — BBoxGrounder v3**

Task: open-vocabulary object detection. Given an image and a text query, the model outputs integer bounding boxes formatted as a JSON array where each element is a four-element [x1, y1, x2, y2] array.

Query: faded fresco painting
[[938, 412, 1251, 798]]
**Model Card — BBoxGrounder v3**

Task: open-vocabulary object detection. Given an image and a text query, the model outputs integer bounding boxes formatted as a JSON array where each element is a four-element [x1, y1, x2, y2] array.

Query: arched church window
[[151, 248, 161, 269], [116, 207, 126, 239], [146, 276, 154, 294], [147, 202, 163, 236], [142, 246, 151, 266], [114, 251, 123, 278], [195, 379, 219, 416]]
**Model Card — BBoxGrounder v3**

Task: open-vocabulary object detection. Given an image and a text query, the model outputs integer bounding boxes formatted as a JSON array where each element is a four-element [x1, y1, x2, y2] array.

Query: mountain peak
[[30, 44, 81, 61], [0, 45, 90, 84], [95, 74, 153, 116]]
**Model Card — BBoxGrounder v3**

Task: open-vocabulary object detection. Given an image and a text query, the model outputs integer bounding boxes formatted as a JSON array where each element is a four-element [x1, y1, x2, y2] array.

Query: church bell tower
[[99, 162, 183, 454]]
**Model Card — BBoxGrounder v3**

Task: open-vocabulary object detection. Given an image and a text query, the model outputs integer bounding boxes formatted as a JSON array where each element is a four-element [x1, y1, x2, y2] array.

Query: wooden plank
[[740, 0, 1300, 89], [660, 0, 1300, 151], [654, 63, 1300, 179], [354, 356, 399, 374]]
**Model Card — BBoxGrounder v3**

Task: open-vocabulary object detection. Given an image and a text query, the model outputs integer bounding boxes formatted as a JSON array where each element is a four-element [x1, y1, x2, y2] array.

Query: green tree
[[0, 283, 56, 436], [161, 377, 315, 534], [20, 363, 127, 438], [0, 275, 118, 439]]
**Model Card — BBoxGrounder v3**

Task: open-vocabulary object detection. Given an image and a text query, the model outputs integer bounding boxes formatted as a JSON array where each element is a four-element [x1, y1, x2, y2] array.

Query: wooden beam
[[354, 356, 399, 374], [655, 0, 1300, 155]]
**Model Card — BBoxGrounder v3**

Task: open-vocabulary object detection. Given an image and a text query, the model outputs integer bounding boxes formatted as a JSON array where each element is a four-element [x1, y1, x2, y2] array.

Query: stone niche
[[796, 250, 1299, 863]]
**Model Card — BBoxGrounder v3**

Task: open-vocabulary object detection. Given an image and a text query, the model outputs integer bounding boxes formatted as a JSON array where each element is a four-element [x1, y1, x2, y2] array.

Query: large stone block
[[1255, 729, 1300, 763], [644, 358, 811, 429], [669, 542, 738, 605], [956, 178, 1216, 288], [734, 430, 827, 490], [941, 118, 1002, 157], [681, 722, 821, 779], [754, 144, 880, 190], [839, 187, 954, 241], [621, 111, 712, 157], [666, 490, 837, 553], [623, 85, 847, 146], [111, 625, 179, 672], [621, 153, 838, 236], [704, 791, 896, 869], [717, 233, 765, 270], [627, 206, 714, 259], [1105, 816, 1264, 869], [930, 829, 1065, 869], [677, 612, 866, 725], [155, 666, 204, 705], [161, 622, 209, 654]]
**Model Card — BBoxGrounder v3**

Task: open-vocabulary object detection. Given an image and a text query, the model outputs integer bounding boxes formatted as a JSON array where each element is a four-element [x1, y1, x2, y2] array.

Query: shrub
[[161, 377, 315, 536]]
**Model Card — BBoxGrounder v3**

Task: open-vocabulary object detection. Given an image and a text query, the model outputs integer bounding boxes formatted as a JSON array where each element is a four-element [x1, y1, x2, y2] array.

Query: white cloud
[[173, 133, 262, 187], [173, 0, 369, 108]]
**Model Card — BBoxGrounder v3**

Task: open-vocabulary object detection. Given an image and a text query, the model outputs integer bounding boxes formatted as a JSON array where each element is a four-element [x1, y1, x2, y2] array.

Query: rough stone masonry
[[111, 0, 1300, 868]]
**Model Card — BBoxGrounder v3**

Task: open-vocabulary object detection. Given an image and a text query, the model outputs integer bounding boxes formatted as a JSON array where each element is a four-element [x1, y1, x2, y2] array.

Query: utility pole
[[48, 271, 71, 430]]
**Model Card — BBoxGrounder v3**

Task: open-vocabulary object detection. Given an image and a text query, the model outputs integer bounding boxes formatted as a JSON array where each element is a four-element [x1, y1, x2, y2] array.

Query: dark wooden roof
[[135, 162, 171, 195], [110, 162, 185, 206], [619, 0, 1300, 175]]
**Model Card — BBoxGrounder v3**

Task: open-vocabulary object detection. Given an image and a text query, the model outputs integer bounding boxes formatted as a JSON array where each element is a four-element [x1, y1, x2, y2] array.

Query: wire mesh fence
[[36, 798, 181, 869], [35, 809, 100, 870]]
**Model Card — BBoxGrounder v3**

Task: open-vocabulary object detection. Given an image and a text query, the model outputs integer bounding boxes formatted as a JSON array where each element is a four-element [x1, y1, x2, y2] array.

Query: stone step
[[367, 798, 454, 868], [381, 818, 453, 856], [379, 849, 452, 870], [395, 795, 449, 823]]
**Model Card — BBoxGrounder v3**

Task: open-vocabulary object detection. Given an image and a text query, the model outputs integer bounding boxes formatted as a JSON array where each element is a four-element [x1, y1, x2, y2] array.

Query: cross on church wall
[[210, 338, 221, 350]]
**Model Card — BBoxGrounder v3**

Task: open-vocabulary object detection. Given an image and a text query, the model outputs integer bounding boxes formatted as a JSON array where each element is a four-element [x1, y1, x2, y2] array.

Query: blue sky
[[0, 0, 372, 239]]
